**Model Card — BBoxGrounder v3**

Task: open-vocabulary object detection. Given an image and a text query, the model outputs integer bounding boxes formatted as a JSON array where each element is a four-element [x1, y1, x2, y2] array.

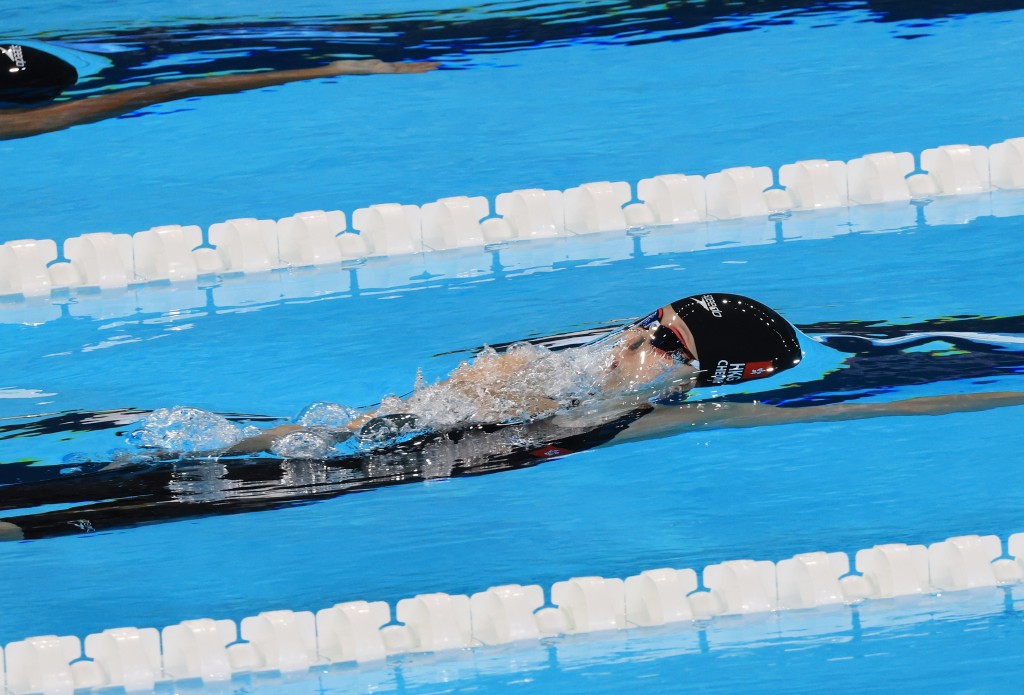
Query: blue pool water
[[6, 4, 1024, 242], [4, 2, 1024, 692]]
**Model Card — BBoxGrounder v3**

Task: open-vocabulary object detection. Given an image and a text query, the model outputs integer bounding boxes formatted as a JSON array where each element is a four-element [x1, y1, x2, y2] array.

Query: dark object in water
[[0, 408, 648, 540]]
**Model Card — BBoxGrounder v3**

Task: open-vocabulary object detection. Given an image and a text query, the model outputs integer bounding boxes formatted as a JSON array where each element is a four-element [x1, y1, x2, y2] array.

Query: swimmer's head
[[602, 309, 700, 392], [0, 44, 78, 105], [661, 293, 802, 387]]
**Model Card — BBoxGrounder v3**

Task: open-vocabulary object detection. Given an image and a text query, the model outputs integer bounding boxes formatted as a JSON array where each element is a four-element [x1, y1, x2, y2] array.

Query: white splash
[[270, 429, 336, 458], [128, 332, 694, 456], [295, 401, 362, 427], [371, 338, 685, 431], [128, 406, 245, 453]]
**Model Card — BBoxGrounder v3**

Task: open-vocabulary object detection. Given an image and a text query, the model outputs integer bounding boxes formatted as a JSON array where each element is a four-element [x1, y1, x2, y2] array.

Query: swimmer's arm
[[224, 409, 382, 455], [224, 424, 304, 455], [223, 403, 391, 455], [0, 59, 439, 140], [613, 391, 1024, 443], [229, 349, 556, 455], [444, 350, 561, 415]]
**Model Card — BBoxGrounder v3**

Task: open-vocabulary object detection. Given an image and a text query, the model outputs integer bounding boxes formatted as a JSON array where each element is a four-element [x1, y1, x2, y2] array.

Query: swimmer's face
[[603, 304, 699, 391]]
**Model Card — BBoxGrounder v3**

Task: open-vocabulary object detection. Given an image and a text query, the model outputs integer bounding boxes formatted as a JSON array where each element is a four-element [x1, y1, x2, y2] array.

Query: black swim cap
[[0, 44, 78, 105], [670, 293, 802, 387]]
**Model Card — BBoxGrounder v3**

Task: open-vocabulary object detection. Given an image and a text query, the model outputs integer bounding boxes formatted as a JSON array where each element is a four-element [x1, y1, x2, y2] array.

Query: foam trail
[[127, 407, 247, 453]]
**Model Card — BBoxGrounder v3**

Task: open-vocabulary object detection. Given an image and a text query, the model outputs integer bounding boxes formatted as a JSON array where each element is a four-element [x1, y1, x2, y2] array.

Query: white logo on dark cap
[[711, 360, 745, 384], [2, 45, 26, 71], [693, 294, 722, 318]]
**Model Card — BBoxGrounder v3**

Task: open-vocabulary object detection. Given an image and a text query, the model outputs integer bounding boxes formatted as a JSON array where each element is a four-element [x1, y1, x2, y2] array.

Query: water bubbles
[[127, 406, 244, 453], [295, 401, 362, 427], [126, 325, 697, 459], [357, 414, 423, 446], [270, 429, 335, 459], [373, 341, 613, 430], [377, 395, 407, 413], [108, 448, 134, 462]]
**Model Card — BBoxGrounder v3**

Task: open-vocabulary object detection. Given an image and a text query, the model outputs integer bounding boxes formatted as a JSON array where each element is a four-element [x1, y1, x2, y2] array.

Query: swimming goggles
[[630, 309, 697, 363]]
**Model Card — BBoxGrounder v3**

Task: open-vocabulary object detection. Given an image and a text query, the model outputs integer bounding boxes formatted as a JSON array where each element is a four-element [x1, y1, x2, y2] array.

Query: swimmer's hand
[[324, 59, 440, 75]]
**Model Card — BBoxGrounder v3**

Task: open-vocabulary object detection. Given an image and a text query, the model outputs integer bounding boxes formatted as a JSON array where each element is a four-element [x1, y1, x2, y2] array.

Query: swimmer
[[5, 294, 1024, 540], [228, 292, 1024, 456], [0, 42, 437, 139], [226, 293, 807, 453]]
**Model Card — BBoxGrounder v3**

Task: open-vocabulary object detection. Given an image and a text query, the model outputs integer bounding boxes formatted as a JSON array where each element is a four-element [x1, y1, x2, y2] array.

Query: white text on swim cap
[[2, 46, 26, 70], [694, 294, 723, 318], [712, 360, 746, 384]]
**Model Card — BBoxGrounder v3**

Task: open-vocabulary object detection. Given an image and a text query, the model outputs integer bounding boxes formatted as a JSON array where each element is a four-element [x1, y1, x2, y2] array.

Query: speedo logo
[[2, 45, 26, 70], [693, 294, 722, 318], [711, 359, 745, 385], [637, 310, 660, 329]]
